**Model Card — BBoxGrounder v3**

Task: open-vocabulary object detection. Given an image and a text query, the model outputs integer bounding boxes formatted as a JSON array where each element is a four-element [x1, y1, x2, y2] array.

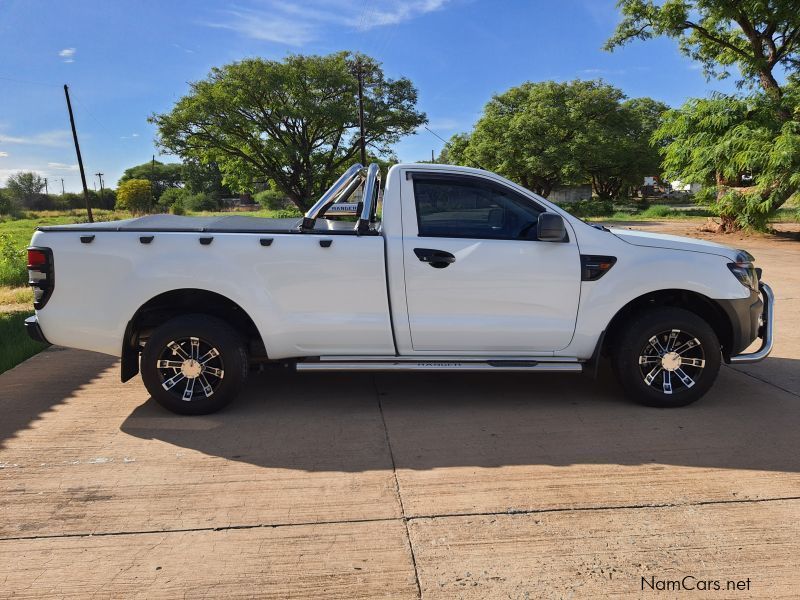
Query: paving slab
[[408, 499, 800, 599], [0, 352, 400, 538], [376, 366, 800, 518], [0, 520, 418, 599]]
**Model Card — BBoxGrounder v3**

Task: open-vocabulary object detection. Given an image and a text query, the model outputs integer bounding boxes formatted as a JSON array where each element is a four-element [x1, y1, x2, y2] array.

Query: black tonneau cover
[[38, 214, 364, 234]]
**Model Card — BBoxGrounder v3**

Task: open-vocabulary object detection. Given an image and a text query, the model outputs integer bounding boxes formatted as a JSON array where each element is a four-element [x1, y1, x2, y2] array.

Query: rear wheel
[[141, 315, 248, 415], [611, 307, 721, 408]]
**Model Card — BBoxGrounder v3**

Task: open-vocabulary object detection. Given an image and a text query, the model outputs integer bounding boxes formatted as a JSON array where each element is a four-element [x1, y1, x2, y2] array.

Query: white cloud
[[0, 130, 70, 147], [58, 47, 76, 63], [203, 0, 452, 45], [47, 162, 78, 171], [0, 167, 47, 182], [0, 151, 8, 158]]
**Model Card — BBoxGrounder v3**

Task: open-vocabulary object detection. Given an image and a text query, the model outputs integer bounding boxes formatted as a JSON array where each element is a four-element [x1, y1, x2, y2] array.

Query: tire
[[141, 314, 248, 415], [611, 307, 721, 408]]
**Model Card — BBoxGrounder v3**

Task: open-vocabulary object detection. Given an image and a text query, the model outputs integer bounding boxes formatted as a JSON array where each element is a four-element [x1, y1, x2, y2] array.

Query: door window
[[413, 176, 543, 239]]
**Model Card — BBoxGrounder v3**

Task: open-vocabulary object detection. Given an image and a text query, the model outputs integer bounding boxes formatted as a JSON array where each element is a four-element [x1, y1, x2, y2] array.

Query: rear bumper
[[24, 315, 50, 345], [726, 282, 774, 364]]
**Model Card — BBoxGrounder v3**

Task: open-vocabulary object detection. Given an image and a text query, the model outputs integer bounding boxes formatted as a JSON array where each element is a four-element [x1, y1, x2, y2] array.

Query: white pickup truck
[[25, 163, 774, 414]]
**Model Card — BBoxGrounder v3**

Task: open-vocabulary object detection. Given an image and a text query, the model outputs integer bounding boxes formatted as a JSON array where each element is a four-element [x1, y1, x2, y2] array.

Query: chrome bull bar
[[729, 282, 774, 364]]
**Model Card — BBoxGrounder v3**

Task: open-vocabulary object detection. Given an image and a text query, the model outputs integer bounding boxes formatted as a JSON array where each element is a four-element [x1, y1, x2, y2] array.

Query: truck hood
[[609, 227, 740, 260]]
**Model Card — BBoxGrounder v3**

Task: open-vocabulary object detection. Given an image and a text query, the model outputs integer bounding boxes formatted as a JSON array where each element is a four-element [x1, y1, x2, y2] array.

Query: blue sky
[[0, 0, 740, 192]]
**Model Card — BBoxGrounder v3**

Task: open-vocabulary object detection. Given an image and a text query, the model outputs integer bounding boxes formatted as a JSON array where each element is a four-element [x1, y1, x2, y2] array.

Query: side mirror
[[537, 213, 567, 242]]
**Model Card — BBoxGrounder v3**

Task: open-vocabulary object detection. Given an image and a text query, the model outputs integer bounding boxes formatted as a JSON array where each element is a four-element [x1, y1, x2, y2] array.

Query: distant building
[[670, 180, 702, 194], [548, 184, 592, 203]]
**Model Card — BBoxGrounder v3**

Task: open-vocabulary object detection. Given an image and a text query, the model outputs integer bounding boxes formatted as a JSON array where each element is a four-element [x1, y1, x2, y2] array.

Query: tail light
[[27, 247, 54, 309]]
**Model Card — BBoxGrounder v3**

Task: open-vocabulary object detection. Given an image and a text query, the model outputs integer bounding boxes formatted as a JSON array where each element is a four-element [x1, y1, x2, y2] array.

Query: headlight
[[727, 250, 758, 291]]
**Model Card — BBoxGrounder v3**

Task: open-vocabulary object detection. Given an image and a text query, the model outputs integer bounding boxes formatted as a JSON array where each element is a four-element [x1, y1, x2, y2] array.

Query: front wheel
[[141, 314, 248, 415], [611, 307, 721, 408]]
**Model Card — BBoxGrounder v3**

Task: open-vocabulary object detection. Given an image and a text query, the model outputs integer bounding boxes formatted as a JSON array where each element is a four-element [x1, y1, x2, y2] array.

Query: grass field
[[0, 310, 47, 376]]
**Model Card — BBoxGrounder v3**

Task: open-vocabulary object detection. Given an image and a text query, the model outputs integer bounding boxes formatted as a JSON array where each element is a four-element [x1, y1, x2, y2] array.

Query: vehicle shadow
[[0, 347, 118, 449], [120, 357, 800, 474]]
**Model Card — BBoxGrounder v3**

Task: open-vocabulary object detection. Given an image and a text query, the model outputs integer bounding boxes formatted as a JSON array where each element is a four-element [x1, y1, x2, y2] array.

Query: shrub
[[714, 189, 774, 231], [254, 189, 290, 210], [116, 179, 154, 214], [0, 190, 20, 216], [158, 187, 188, 211], [274, 208, 302, 219], [639, 204, 675, 218], [170, 202, 186, 215], [562, 198, 614, 218], [0, 232, 27, 287], [183, 192, 219, 211]]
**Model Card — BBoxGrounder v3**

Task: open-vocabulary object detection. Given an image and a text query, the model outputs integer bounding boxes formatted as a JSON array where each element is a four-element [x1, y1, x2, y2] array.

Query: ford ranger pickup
[[25, 163, 774, 414]]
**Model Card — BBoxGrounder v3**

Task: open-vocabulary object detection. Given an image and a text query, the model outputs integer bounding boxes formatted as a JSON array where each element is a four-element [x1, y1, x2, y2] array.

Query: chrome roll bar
[[301, 162, 382, 233], [301, 163, 364, 230], [356, 163, 381, 234]]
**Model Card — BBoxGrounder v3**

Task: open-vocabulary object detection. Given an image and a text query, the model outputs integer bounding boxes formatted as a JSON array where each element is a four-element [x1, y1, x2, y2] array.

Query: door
[[401, 172, 580, 353]]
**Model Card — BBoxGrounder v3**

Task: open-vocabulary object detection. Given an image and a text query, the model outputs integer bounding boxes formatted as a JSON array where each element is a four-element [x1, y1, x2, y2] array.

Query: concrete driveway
[[1, 225, 798, 598]]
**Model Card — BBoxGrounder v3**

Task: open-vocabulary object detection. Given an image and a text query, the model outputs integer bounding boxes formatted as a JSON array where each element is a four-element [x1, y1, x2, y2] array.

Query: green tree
[[118, 161, 183, 199], [584, 97, 669, 200], [6, 172, 46, 208], [606, 0, 800, 107], [183, 159, 231, 199], [654, 89, 800, 230], [151, 52, 426, 211], [444, 80, 662, 199], [608, 1, 800, 229], [0, 189, 19, 216], [438, 133, 472, 166], [116, 179, 154, 214]]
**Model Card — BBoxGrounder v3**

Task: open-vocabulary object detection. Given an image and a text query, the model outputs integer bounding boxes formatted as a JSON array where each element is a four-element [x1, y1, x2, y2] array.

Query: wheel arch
[[601, 289, 733, 359], [121, 288, 267, 382]]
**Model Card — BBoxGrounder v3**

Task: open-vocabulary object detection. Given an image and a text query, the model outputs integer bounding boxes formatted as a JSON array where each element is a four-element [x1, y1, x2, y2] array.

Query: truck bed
[[38, 214, 364, 235]]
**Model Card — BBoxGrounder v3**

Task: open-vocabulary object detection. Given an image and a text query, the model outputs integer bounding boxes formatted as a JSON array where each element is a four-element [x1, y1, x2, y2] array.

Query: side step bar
[[296, 360, 583, 373]]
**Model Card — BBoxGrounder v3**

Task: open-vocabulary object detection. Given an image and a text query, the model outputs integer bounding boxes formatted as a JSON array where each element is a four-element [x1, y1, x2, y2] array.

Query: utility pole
[[355, 58, 367, 166], [95, 172, 105, 209], [431, 149, 435, 163], [60, 178, 65, 195], [44, 177, 48, 196], [63, 84, 93, 222]]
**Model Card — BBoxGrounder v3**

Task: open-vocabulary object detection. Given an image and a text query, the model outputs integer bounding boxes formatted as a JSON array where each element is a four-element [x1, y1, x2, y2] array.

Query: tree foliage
[[183, 159, 231, 199], [441, 80, 666, 199], [151, 52, 426, 210], [116, 179, 154, 214], [6, 172, 46, 208], [655, 86, 800, 229], [609, 1, 800, 230], [118, 160, 183, 199], [606, 0, 800, 105]]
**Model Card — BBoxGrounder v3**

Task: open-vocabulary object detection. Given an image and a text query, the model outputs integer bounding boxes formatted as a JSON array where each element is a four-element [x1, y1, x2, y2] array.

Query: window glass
[[413, 176, 543, 239]]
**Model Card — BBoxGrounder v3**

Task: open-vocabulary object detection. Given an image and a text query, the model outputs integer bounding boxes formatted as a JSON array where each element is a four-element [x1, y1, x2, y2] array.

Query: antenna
[[64, 84, 93, 222]]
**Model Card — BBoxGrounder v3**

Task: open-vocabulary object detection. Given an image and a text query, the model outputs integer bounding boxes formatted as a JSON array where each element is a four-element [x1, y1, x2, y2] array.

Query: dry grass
[[0, 286, 32, 307]]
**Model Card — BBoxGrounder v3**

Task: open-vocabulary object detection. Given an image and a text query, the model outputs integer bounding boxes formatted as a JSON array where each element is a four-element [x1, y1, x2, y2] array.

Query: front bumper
[[24, 315, 50, 345], [728, 282, 774, 364]]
